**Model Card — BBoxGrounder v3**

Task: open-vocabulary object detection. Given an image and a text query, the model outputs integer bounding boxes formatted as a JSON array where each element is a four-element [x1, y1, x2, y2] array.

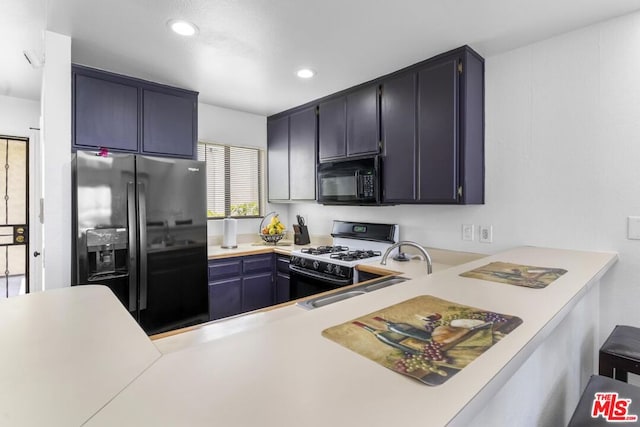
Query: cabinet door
[[381, 73, 417, 202], [289, 107, 317, 200], [347, 85, 379, 157], [142, 89, 196, 158], [275, 271, 290, 304], [418, 58, 459, 203], [267, 116, 290, 201], [242, 272, 274, 312], [318, 97, 346, 161], [73, 73, 139, 151], [209, 278, 242, 320]]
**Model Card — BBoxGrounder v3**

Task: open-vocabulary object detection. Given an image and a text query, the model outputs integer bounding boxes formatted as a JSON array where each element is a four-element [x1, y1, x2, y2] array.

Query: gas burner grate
[[300, 245, 349, 256], [330, 250, 382, 261]]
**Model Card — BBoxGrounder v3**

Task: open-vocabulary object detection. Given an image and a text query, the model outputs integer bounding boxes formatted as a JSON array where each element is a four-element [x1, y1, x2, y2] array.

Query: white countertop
[[0, 286, 161, 426], [85, 246, 617, 426]]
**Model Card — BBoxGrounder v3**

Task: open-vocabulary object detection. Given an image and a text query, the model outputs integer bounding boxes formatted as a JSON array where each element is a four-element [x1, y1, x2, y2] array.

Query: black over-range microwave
[[317, 157, 381, 205]]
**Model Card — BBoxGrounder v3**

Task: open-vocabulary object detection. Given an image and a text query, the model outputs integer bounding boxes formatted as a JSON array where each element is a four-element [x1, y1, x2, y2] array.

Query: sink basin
[[296, 276, 408, 310], [298, 290, 367, 309], [359, 277, 408, 292]]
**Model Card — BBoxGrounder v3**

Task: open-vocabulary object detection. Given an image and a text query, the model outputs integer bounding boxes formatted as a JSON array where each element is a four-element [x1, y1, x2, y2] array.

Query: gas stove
[[289, 221, 399, 299]]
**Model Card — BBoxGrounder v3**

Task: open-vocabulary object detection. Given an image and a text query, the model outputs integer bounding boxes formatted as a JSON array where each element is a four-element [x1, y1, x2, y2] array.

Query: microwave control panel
[[361, 174, 375, 198]]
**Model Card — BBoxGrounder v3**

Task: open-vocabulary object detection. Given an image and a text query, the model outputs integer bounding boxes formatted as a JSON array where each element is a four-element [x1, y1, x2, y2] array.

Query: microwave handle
[[355, 169, 362, 197]]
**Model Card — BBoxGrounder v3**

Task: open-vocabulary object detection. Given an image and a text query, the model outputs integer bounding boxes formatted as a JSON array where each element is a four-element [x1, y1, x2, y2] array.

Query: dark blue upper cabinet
[[289, 107, 317, 200], [72, 65, 198, 159], [318, 97, 346, 161], [73, 72, 139, 152], [346, 85, 379, 157], [143, 89, 197, 158], [380, 72, 417, 202], [267, 116, 290, 201], [418, 58, 459, 203], [318, 84, 379, 162], [267, 106, 317, 202], [381, 46, 484, 205]]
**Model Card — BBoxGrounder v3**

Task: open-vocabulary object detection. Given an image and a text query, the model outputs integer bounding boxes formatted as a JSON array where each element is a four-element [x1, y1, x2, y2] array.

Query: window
[[197, 142, 264, 218]]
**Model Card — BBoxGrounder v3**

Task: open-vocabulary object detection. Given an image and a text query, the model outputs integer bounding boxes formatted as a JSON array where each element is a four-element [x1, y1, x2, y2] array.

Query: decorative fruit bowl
[[259, 212, 286, 245]]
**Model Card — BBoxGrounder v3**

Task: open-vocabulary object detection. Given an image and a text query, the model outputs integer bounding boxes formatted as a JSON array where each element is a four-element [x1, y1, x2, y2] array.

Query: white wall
[[40, 31, 71, 290], [198, 103, 284, 238], [286, 11, 640, 340], [0, 95, 40, 137], [199, 103, 266, 149]]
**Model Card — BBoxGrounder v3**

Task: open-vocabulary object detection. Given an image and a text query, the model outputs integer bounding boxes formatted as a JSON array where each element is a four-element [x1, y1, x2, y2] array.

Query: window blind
[[197, 142, 264, 218]]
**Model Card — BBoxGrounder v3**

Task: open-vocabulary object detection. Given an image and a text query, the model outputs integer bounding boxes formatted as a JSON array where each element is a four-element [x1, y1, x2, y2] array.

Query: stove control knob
[[313, 260, 320, 270], [325, 264, 334, 273], [300, 258, 307, 268], [334, 266, 342, 277]]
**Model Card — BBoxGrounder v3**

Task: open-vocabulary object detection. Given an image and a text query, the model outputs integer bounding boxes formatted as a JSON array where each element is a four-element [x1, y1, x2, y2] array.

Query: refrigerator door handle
[[138, 182, 148, 311], [126, 182, 138, 312]]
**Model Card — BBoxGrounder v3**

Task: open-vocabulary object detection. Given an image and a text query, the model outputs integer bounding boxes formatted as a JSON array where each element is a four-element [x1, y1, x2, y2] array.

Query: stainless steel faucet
[[381, 241, 433, 274]]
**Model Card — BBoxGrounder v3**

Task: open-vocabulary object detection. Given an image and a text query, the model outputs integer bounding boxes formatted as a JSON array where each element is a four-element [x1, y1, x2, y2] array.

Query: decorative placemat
[[322, 295, 522, 386], [459, 262, 567, 289]]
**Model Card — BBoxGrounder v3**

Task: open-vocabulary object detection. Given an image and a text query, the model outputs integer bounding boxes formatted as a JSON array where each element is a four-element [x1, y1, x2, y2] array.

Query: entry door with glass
[[0, 136, 28, 298]]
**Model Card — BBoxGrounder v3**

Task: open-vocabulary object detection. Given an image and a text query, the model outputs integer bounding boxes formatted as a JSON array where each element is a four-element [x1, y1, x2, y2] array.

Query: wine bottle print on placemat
[[322, 295, 523, 385]]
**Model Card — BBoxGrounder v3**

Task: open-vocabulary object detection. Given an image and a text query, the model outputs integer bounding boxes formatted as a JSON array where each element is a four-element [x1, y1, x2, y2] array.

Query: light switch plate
[[628, 217, 640, 240], [462, 224, 474, 241]]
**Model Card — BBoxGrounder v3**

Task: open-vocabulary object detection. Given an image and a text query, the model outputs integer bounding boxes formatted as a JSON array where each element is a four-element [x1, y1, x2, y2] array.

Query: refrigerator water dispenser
[[86, 228, 128, 278]]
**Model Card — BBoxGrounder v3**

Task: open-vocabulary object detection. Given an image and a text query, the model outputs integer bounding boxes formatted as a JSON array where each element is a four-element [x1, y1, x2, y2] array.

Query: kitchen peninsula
[[1, 246, 616, 426]]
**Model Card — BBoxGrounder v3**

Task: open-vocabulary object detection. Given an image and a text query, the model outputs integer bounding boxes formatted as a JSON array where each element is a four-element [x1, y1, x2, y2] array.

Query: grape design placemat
[[322, 295, 522, 386], [459, 262, 567, 289]]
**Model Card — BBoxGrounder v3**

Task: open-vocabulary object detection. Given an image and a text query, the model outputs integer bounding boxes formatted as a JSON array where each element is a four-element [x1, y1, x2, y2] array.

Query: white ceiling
[[4, 0, 640, 116]]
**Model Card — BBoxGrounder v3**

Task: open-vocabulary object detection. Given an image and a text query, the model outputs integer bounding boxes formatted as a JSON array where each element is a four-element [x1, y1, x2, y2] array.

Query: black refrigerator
[[72, 150, 209, 335]]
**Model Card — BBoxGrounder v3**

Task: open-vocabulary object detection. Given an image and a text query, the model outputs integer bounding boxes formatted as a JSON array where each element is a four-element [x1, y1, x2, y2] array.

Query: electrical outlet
[[479, 225, 493, 243], [462, 224, 474, 241]]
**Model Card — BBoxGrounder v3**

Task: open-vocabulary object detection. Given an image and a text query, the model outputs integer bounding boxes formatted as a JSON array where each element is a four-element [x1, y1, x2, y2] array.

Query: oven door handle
[[289, 265, 352, 286]]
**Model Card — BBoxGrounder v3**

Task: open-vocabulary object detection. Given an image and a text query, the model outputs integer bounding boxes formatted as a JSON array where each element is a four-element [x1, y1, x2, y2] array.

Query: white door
[[28, 128, 43, 292]]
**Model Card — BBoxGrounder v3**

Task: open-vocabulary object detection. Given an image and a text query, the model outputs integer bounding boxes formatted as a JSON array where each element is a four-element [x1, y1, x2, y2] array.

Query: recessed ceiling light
[[296, 68, 315, 79], [167, 19, 198, 36]]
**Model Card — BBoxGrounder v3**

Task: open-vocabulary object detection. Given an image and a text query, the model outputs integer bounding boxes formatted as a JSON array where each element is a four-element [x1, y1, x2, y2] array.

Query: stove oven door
[[289, 265, 353, 299]]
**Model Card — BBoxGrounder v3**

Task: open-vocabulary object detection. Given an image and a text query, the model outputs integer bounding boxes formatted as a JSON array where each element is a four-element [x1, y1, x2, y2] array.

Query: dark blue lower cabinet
[[208, 254, 278, 320], [243, 272, 275, 312], [208, 278, 242, 321]]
